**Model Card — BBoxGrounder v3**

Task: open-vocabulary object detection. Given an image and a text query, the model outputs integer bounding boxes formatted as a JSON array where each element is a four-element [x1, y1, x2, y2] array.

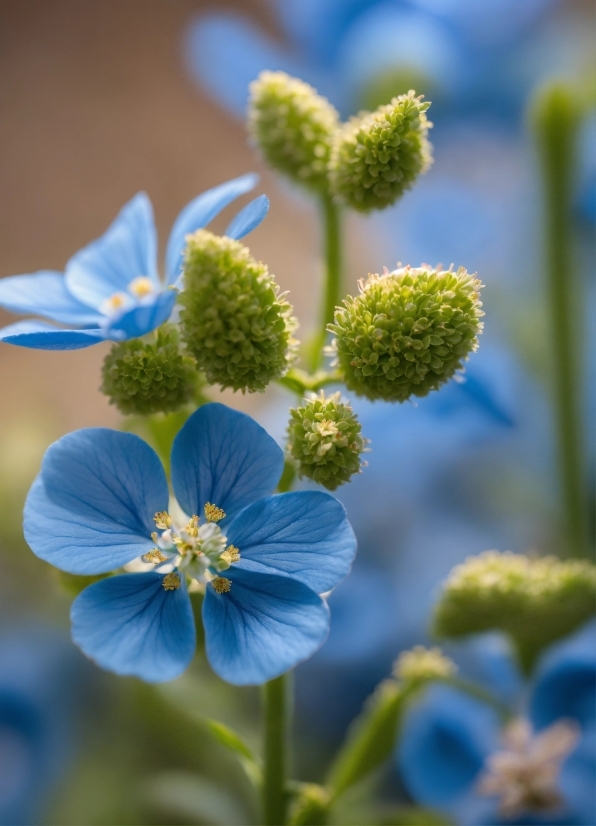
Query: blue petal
[[165, 174, 258, 285], [0, 271, 101, 325], [24, 429, 169, 574], [71, 573, 196, 682], [171, 403, 283, 523], [203, 567, 329, 685], [0, 320, 105, 350], [65, 193, 159, 310], [105, 289, 177, 340], [227, 491, 356, 593], [225, 195, 270, 240], [398, 684, 500, 810], [560, 727, 596, 826]]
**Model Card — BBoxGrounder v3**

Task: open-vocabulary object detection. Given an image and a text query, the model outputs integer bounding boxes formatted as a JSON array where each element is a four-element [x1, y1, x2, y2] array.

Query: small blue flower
[[397, 622, 596, 825], [0, 175, 269, 350], [23, 403, 356, 685]]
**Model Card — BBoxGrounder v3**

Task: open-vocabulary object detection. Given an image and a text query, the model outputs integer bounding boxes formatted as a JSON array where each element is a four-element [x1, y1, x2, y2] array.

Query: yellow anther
[[221, 545, 241, 564], [211, 577, 232, 594], [104, 292, 127, 312], [187, 515, 200, 538], [143, 549, 168, 564], [128, 276, 154, 298], [204, 503, 226, 523], [162, 572, 181, 591], [154, 511, 172, 530], [151, 531, 159, 544]]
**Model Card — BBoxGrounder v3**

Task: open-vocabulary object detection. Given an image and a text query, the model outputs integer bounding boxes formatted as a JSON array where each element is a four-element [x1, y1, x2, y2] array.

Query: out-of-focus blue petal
[[0, 320, 105, 350], [530, 620, 596, 731], [560, 725, 596, 826], [398, 684, 500, 810], [71, 573, 196, 682], [105, 289, 177, 340], [171, 403, 284, 523], [24, 429, 168, 574], [65, 193, 158, 310], [203, 567, 329, 685], [0, 271, 101, 326], [225, 194, 269, 241], [227, 491, 356, 593], [165, 174, 258, 285]]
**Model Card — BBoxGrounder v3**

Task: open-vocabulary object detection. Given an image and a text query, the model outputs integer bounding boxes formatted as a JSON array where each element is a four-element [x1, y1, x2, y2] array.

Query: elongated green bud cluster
[[100, 326, 199, 415], [180, 230, 298, 393], [248, 71, 339, 192], [433, 551, 596, 672], [393, 646, 456, 685], [329, 266, 483, 402], [287, 391, 366, 490], [329, 91, 432, 212]]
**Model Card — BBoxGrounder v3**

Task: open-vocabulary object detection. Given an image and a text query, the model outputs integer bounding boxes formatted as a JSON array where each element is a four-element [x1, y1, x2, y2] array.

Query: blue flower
[[397, 622, 596, 825], [23, 403, 356, 685], [0, 175, 269, 350]]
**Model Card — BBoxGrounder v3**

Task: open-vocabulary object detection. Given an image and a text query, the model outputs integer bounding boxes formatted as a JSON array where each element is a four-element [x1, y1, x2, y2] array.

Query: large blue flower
[[397, 622, 596, 825], [23, 404, 356, 685], [0, 174, 269, 350]]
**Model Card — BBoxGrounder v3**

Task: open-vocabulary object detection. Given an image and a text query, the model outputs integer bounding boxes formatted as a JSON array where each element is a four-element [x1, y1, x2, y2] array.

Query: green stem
[[532, 83, 588, 558], [262, 673, 291, 825], [309, 196, 342, 371]]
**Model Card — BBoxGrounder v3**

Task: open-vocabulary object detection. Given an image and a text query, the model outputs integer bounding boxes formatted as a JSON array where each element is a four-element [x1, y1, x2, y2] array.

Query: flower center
[[100, 276, 157, 316]]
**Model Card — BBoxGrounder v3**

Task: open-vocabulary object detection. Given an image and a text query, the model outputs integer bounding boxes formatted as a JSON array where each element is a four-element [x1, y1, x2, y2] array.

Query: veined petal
[[71, 573, 196, 682], [0, 271, 101, 325], [228, 491, 356, 593], [225, 194, 269, 240], [0, 320, 105, 350], [105, 289, 177, 340], [65, 193, 159, 310], [203, 567, 329, 685], [165, 174, 258, 285], [24, 429, 169, 574], [171, 403, 283, 523]]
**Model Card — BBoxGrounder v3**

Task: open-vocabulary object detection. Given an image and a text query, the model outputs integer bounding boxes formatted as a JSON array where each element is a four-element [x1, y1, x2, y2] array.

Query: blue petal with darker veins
[[203, 567, 329, 685], [0, 320, 105, 350], [71, 573, 196, 682], [225, 194, 269, 241], [165, 173, 258, 285], [171, 403, 284, 523], [227, 491, 356, 593], [65, 192, 159, 310], [0, 271, 101, 326], [24, 429, 169, 574], [105, 289, 177, 340]]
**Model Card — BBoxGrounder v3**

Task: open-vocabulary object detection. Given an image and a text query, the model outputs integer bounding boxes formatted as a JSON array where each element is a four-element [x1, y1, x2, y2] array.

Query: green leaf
[[202, 719, 262, 787], [141, 771, 248, 825]]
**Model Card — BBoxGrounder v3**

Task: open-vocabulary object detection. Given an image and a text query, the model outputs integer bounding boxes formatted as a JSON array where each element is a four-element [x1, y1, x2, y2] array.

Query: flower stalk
[[309, 196, 342, 371], [262, 672, 291, 826]]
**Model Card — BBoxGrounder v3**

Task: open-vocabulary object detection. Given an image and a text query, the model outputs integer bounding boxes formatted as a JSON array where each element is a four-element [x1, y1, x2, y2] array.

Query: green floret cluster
[[433, 551, 596, 671], [100, 326, 199, 415], [287, 391, 366, 490], [180, 229, 298, 393], [393, 646, 456, 685], [329, 266, 483, 403], [248, 71, 339, 193], [329, 91, 432, 212]]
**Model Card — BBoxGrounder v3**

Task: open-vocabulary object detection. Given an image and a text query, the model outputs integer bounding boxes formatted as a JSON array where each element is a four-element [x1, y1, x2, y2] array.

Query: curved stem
[[262, 672, 291, 825], [308, 196, 342, 371]]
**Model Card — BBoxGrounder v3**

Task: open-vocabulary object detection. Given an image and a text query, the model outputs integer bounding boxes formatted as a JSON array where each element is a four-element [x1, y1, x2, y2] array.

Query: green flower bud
[[393, 646, 456, 685], [180, 229, 298, 393], [287, 391, 367, 490], [288, 784, 330, 826], [433, 551, 596, 672], [100, 326, 200, 416], [329, 90, 433, 212], [248, 70, 339, 192], [329, 266, 483, 403]]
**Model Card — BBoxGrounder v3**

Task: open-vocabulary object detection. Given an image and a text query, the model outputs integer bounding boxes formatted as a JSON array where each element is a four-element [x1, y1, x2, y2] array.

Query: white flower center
[[100, 276, 157, 316]]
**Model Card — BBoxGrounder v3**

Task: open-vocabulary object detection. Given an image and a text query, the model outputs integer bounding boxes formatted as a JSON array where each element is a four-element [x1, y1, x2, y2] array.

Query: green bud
[[393, 645, 456, 685], [288, 784, 330, 826], [329, 265, 483, 403], [287, 391, 367, 490], [180, 229, 298, 393], [329, 91, 432, 212], [100, 326, 200, 416], [248, 70, 339, 192], [433, 551, 596, 672]]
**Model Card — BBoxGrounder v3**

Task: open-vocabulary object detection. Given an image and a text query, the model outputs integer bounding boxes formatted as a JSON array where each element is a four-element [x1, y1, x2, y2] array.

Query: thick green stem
[[262, 673, 291, 825], [309, 196, 342, 371], [532, 83, 589, 558]]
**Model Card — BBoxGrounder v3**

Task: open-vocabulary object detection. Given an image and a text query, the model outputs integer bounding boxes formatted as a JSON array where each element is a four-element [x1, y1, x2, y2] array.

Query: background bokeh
[[0, 1, 593, 823]]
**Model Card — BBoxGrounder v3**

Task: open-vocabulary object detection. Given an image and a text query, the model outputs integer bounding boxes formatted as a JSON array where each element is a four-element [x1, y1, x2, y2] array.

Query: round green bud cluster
[[287, 391, 366, 490], [100, 326, 199, 415], [288, 784, 330, 826], [248, 70, 339, 192], [329, 266, 484, 403], [180, 229, 298, 393], [393, 645, 456, 685], [433, 551, 596, 669], [329, 90, 432, 212]]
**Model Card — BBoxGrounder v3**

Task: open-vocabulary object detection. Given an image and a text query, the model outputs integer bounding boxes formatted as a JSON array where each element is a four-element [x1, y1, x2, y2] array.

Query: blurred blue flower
[[397, 621, 596, 825], [0, 175, 268, 350], [23, 403, 356, 685]]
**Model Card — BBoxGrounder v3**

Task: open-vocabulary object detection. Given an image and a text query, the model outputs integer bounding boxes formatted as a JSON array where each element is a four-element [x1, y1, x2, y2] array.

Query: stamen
[[154, 511, 172, 530], [162, 572, 181, 591], [187, 515, 200, 538], [128, 276, 154, 298], [143, 549, 168, 564], [204, 503, 226, 523], [102, 292, 128, 313], [221, 545, 240, 564], [211, 577, 232, 594]]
